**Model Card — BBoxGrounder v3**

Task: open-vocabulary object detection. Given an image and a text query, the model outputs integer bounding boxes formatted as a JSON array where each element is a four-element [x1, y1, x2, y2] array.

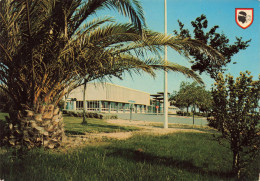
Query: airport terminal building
[[65, 82, 151, 113], [65, 82, 178, 114]]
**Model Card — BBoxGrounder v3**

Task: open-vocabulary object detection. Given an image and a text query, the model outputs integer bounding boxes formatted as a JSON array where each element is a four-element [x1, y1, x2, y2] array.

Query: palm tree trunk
[[82, 79, 87, 124], [2, 105, 65, 149]]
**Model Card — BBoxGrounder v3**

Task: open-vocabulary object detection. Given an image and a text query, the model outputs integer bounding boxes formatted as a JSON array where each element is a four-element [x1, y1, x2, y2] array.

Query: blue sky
[[98, 0, 260, 94]]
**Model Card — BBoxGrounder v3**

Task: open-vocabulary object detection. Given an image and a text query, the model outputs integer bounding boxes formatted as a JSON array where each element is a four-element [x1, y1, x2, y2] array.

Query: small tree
[[208, 72, 260, 179]]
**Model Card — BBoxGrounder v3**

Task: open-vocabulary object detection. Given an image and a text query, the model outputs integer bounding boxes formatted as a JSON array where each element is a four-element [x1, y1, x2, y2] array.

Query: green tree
[[196, 90, 212, 114], [208, 72, 260, 179], [0, 0, 223, 149], [173, 14, 251, 79], [171, 82, 196, 113], [170, 81, 210, 115], [170, 90, 188, 112]]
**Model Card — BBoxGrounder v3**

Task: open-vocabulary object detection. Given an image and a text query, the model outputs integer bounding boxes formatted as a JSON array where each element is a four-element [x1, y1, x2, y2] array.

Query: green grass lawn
[[0, 113, 259, 180], [0, 132, 259, 181], [63, 115, 140, 135], [148, 122, 216, 132]]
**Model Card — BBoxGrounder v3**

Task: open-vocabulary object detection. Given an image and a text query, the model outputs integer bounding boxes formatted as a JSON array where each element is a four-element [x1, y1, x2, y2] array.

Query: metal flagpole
[[164, 0, 168, 129]]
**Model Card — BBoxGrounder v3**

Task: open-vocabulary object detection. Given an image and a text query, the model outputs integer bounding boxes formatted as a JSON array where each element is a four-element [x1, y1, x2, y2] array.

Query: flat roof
[[89, 82, 150, 95], [157, 92, 170, 95], [150, 94, 162, 97]]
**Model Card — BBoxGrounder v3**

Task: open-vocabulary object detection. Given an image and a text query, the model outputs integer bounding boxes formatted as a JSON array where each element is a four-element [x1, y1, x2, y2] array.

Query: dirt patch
[[80, 119, 204, 140], [107, 119, 206, 135], [61, 119, 206, 150]]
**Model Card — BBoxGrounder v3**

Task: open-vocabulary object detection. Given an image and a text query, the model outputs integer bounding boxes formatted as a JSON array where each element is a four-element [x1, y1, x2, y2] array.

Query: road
[[115, 113, 208, 126]]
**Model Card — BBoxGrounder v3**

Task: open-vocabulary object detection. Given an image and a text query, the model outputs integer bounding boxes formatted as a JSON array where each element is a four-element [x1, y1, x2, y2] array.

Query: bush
[[63, 110, 117, 119], [176, 111, 184, 116], [86, 112, 100, 119], [176, 111, 191, 116], [195, 112, 211, 117], [184, 112, 191, 116], [102, 114, 118, 119]]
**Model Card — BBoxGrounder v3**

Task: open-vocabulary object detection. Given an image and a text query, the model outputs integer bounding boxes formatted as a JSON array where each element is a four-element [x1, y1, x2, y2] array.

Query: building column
[[116, 103, 119, 113], [108, 102, 111, 113], [99, 100, 102, 112], [123, 103, 126, 113], [73, 101, 76, 111], [135, 104, 137, 113]]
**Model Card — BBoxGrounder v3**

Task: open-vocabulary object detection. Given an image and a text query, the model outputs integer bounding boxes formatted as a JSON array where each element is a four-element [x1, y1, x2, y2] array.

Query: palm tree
[[0, 0, 223, 149], [0, 0, 146, 149]]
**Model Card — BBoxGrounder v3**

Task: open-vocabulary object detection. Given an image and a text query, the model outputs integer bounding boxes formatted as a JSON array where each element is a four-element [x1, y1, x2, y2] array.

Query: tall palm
[[0, 0, 224, 149], [0, 0, 146, 149]]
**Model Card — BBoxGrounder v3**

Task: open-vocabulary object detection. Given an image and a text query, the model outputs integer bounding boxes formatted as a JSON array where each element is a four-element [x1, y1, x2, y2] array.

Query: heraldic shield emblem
[[235, 8, 254, 29]]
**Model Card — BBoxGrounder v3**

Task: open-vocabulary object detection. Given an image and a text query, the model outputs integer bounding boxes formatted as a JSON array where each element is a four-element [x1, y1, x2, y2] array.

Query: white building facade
[[65, 82, 151, 113]]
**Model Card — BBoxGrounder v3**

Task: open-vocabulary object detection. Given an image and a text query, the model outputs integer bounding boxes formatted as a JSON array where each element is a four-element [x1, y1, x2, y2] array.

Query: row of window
[[67, 100, 166, 113]]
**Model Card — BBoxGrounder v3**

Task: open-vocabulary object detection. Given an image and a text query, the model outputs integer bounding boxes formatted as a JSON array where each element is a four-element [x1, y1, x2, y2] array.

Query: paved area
[[115, 113, 208, 126]]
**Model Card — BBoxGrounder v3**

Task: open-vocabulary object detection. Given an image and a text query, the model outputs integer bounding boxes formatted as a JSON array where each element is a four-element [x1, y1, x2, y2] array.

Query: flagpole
[[164, 0, 168, 129]]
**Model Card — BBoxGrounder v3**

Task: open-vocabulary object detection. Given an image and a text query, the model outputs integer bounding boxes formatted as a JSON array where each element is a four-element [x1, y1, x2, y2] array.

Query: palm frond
[[150, 61, 204, 85], [105, 0, 146, 29], [72, 16, 114, 38], [70, 0, 145, 37]]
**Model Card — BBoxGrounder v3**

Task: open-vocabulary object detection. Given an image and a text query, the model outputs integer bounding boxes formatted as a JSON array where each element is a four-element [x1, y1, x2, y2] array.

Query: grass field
[[0, 132, 259, 181], [63, 115, 140, 135], [0, 113, 259, 180]]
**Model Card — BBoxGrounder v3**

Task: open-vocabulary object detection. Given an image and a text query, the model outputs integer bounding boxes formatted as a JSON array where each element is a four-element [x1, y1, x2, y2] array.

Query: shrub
[[176, 111, 184, 116], [176, 111, 191, 116], [208, 72, 260, 179], [63, 111, 118, 119]]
